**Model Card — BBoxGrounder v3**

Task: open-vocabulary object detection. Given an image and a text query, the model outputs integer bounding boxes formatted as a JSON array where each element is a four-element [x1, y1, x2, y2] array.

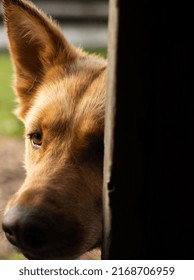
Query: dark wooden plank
[[103, 0, 194, 259]]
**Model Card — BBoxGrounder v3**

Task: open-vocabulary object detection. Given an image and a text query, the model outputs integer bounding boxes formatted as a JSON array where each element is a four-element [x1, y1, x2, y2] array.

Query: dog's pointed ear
[[3, 0, 78, 118]]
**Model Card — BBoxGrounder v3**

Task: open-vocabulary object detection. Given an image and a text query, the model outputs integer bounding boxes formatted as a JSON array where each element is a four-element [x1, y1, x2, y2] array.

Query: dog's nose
[[2, 206, 51, 251]]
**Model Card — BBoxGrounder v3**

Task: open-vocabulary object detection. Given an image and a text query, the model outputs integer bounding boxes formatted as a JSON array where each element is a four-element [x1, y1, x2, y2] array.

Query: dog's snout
[[2, 207, 19, 247], [2, 206, 51, 252]]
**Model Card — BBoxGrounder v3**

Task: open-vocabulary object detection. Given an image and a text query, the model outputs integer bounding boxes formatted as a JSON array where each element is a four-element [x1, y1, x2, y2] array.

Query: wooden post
[[102, 0, 118, 260], [103, 0, 194, 259]]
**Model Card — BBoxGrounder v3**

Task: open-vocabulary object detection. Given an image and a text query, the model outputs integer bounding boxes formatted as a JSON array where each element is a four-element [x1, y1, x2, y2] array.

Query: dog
[[2, 0, 107, 260]]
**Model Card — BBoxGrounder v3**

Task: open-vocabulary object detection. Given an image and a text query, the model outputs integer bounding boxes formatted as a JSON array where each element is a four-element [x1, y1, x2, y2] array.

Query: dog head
[[2, 0, 106, 259]]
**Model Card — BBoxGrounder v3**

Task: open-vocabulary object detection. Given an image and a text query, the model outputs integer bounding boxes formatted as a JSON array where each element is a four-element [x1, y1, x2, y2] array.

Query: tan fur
[[2, 0, 106, 260]]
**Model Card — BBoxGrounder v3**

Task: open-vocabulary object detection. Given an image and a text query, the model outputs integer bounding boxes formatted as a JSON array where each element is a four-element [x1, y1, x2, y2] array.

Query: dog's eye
[[30, 133, 42, 148]]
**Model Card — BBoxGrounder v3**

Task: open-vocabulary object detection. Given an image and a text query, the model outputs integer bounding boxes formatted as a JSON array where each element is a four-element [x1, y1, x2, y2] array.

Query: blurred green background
[[0, 53, 24, 137]]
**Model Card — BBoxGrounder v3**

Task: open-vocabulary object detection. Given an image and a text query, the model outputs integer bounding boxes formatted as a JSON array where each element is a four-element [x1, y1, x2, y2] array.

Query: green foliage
[[86, 48, 107, 58], [0, 53, 24, 137], [8, 252, 26, 260]]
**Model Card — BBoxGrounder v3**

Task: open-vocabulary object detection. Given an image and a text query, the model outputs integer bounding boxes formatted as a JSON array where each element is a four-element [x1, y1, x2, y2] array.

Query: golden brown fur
[[2, 0, 106, 260]]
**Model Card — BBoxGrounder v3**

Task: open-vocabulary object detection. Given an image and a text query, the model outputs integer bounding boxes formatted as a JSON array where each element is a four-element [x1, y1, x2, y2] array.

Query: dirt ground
[[0, 136, 25, 259]]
